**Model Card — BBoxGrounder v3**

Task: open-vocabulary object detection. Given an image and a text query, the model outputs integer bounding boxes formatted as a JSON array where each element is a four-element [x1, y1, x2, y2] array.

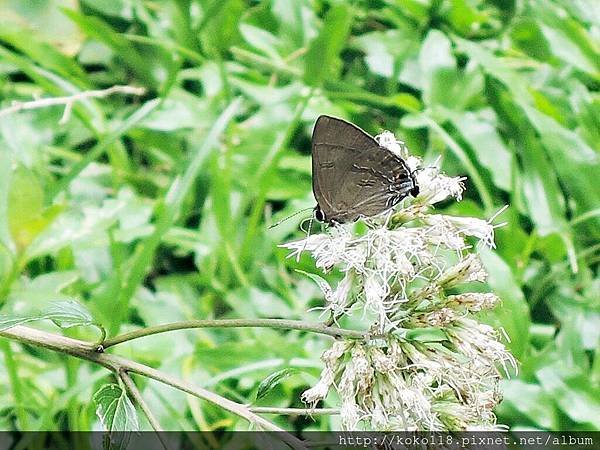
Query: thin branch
[[0, 325, 306, 450], [119, 371, 165, 434], [0, 85, 146, 121], [250, 407, 339, 416], [102, 319, 367, 349]]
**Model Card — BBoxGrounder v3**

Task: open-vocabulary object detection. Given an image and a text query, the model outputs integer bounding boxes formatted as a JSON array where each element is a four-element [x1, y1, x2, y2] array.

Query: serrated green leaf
[[42, 300, 94, 329], [255, 368, 300, 402], [0, 300, 97, 334], [94, 384, 139, 450]]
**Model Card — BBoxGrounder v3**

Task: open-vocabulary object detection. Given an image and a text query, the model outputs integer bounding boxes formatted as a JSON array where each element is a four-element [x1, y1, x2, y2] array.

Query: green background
[[0, 0, 599, 432]]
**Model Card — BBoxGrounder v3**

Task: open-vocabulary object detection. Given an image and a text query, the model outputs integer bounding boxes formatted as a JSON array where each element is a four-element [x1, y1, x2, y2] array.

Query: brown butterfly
[[311, 115, 419, 225]]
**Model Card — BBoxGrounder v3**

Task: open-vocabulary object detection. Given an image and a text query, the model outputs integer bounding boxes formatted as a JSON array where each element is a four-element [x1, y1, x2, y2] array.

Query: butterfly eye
[[314, 206, 326, 222]]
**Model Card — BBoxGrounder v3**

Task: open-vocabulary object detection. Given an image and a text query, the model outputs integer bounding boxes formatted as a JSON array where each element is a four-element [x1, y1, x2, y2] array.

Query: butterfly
[[311, 115, 419, 225]]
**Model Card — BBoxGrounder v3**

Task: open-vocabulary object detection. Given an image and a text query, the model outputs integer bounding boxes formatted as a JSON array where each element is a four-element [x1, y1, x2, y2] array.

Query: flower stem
[[250, 407, 339, 416], [102, 319, 366, 349]]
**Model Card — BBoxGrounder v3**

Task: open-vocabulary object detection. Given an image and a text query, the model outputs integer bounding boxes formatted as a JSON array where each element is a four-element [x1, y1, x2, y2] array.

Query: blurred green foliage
[[0, 0, 599, 433]]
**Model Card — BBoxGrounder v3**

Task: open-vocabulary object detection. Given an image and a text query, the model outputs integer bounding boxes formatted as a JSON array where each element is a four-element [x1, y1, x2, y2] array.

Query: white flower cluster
[[282, 130, 516, 431]]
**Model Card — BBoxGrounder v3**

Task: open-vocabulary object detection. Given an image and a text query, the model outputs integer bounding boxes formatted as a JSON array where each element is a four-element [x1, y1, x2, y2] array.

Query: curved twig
[[0, 325, 306, 450], [101, 318, 367, 349]]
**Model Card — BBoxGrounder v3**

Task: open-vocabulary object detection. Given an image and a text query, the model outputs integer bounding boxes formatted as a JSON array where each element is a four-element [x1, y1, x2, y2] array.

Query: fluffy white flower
[[423, 215, 468, 252], [375, 130, 408, 158], [416, 167, 465, 205], [327, 271, 354, 316], [285, 128, 513, 432], [435, 215, 497, 248]]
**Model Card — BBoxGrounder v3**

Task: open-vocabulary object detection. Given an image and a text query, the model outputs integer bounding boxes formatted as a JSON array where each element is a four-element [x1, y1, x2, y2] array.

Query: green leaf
[[272, 0, 318, 48], [0, 316, 37, 332], [448, 110, 513, 190], [0, 300, 97, 334], [354, 28, 419, 79], [500, 379, 559, 429], [480, 248, 531, 360], [418, 29, 455, 99], [444, 0, 491, 36], [510, 18, 552, 61], [519, 131, 567, 236], [240, 24, 282, 60], [200, 0, 244, 55], [295, 270, 332, 298], [304, 4, 353, 86], [404, 327, 448, 342], [532, 0, 600, 77], [255, 368, 300, 402], [536, 365, 600, 429], [521, 104, 600, 225], [0, 23, 89, 86], [42, 300, 94, 329], [8, 166, 44, 251], [94, 384, 139, 449], [62, 9, 155, 86]]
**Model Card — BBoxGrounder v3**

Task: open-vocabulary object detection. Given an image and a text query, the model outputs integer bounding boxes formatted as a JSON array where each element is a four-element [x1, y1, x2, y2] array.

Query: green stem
[[93, 323, 107, 346], [230, 47, 302, 77], [65, 358, 80, 431], [0, 253, 23, 308], [1, 340, 29, 429], [102, 318, 366, 349], [120, 371, 168, 450], [249, 407, 339, 416]]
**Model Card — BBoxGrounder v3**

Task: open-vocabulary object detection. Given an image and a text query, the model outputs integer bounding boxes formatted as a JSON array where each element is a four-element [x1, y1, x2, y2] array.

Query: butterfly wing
[[337, 147, 414, 222], [312, 116, 379, 222], [312, 115, 415, 223]]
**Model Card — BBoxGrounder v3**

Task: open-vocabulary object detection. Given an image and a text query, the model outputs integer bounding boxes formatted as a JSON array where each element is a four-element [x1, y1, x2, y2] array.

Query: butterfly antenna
[[268, 207, 314, 229], [297, 216, 315, 262]]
